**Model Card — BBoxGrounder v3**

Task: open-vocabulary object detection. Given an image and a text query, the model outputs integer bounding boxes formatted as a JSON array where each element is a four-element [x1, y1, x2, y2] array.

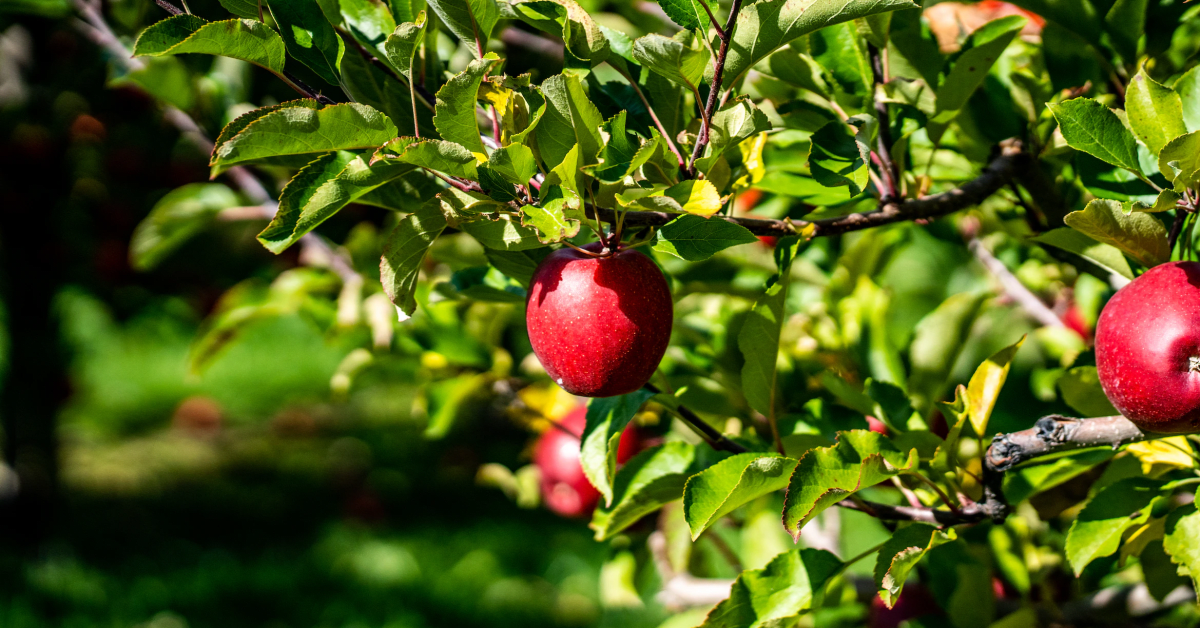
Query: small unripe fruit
[[526, 242, 673, 397], [534, 406, 650, 518], [1095, 261, 1200, 433]]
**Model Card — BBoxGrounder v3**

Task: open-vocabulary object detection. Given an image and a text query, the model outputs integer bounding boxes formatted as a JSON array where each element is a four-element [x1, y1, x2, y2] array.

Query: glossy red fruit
[[1095, 261, 1200, 433], [526, 242, 673, 397], [535, 406, 649, 518], [866, 415, 889, 435]]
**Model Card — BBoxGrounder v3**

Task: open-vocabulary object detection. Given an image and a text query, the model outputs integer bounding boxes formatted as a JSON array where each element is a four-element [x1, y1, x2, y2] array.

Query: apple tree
[[18, 0, 1200, 623]]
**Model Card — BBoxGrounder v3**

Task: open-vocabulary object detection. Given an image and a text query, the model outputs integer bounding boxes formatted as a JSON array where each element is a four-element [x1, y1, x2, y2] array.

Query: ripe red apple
[[1095, 261, 1200, 433], [1063, 304, 1092, 342], [534, 406, 650, 518], [526, 242, 673, 397], [866, 415, 889, 434]]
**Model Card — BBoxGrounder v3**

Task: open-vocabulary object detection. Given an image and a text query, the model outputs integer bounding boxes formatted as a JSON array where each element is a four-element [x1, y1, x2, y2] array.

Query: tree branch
[[644, 384, 749, 454], [967, 233, 1065, 329], [867, 43, 900, 201], [595, 139, 1030, 237], [686, 0, 745, 177]]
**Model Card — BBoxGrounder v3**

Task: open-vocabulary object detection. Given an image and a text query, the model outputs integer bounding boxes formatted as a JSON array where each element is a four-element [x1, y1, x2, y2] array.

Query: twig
[[644, 384, 748, 454], [867, 44, 900, 201], [686, 0, 745, 177], [967, 234, 1065, 329], [591, 139, 1030, 237], [696, 0, 725, 38], [1169, 209, 1188, 252], [648, 531, 735, 610]]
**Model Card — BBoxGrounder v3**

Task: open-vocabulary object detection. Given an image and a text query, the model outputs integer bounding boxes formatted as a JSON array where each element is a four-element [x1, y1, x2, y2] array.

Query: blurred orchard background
[[0, 0, 1106, 626]]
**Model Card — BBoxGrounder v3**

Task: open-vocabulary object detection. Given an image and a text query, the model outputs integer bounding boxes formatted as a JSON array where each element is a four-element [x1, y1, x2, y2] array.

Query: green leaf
[[1030, 228, 1135, 281], [809, 22, 871, 97], [210, 103, 398, 175], [1066, 478, 1164, 575], [652, 215, 758, 261], [907, 292, 986, 415], [461, 215, 546, 250], [1058, 366, 1119, 417], [589, 111, 640, 183], [717, 0, 917, 90], [217, 0, 261, 19], [212, 100, 321, 150], [581, 390, 656, 506], [259, 152, 415, 253], [434, 55, 501, 160], [115, 56, 194, 111], [932, 16, 1025, 121], [1104, 0, 1147, 62], [1125, 189, 1182, 214], [808, 119, 869, 197], [505, 0, 609, 66], [522, 187, 582, 243], [591, 442, 700, 541], [683, 454, 798, 540], [438, 266, 527, 302], [865, 379, 916, 430], [426, 0, 499, 53], [696, 99, 771, 172], [373, 137, 479, 179], [384, 12, 428, 86], [739, 273, 788, 418], [489, 144, 538, 186], [133, 14, 286, 74], [1063, 199, 1170, 267], [782, 430, 919, 539], [338, 48, 432, 138], [1126, 68, 1186, 155], [1163, 505, 1200, 598], [130, 183, 240, 271], [381, 200, 448, 316], [1157, 131, 1200, 193], [875, 524, 956, 608], [655, 0, 708, 29], [966, 335, 1024, 437], [535, 73, 605, 170], [698, 548, 843, 628], [663, 180, 723, 217], [1048, 98, 1141, 174], [483, 247, 551, 286], [632, 31, 710, 92], [266, 0, 345, 85], [1175, 66, 1200, 133], [340, 0, 397, 65]]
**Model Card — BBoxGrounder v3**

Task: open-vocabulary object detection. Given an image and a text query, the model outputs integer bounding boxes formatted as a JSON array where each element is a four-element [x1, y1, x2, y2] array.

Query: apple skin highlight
[[1095, 261, 1200, 433], [526, 242, 673, 398]]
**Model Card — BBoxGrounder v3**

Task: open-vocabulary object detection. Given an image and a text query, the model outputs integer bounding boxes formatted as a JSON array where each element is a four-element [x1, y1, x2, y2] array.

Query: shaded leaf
[[461, 215, 546, 250], [267, 0, 344, 85], [380, 200, 448, 315], [933, 16, 1025, 121], [1057, 366, 1119, 417], [427, 0, 499, 52], [908, 292, 986, 415], [1158, 131, 1200, 193], [808, 119, 869, 197], [1030, 228, 1134, 280], [130, 183, 240, 271], [633, 31, 710, 91]]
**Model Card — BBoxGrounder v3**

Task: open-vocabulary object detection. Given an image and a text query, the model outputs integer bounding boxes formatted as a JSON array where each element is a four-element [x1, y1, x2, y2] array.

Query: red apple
[[1063, 304, 1092, 342], [866, 415, 889, 434], [1095, 261, 1200, 433], [526, 242, 673, 397], [534, 406, 650, 518]]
